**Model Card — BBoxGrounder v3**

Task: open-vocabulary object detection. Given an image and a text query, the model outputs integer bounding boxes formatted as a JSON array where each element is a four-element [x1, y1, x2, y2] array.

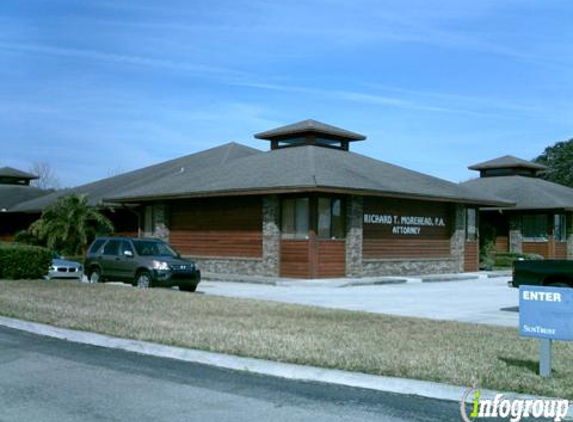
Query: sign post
[[539, 338, 552, 377], [519, 286, 573, 378]]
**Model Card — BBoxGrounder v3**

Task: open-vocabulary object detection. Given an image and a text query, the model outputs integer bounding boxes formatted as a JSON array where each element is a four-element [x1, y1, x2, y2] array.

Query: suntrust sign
[[363, 213, 446, 235], [519, 286, 573, 341]]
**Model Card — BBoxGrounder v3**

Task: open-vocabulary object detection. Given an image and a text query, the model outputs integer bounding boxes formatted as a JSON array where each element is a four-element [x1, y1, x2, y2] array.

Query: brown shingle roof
[[11, 142, 261, 212], [0, 185, 48, 211], [468, 155, 547, 171], [254, 119, 366, 141], [0, 167, 38, 180], [462, 175, 573, 211], [109, 144, 511, 207]]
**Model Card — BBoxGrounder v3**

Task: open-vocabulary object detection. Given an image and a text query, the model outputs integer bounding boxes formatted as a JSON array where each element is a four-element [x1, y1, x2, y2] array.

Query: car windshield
[[132, 240, 178, 257]]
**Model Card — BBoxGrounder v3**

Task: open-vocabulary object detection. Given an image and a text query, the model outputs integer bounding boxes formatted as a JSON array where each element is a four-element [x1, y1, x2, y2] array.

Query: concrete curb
[[202, 272, 278, 285], [202, 271, 510, 288], [1, 315, 570, 418], [338, 278, 407, 287], [421, 273, 480, 283]]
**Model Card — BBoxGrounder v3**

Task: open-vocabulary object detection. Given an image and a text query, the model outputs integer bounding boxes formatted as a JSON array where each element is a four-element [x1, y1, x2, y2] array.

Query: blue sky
[[1, 0, 572, 187]]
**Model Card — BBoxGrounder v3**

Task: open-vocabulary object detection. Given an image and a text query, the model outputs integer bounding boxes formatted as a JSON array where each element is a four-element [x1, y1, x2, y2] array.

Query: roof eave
[[107, 186, 513, 207]]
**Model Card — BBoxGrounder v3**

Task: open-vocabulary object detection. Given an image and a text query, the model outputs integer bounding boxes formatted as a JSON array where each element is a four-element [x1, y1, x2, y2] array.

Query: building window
[[281, 198, 309, 238], [466, 208, 478, 241], [281, 197, 345, 239], [522, 214, 548, 240], [318, 197, 345, 239], [554, 214, 567, 242]]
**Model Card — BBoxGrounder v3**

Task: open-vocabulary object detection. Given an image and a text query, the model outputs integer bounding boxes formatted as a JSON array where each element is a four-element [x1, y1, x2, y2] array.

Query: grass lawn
[[0, 279, 572, 399]]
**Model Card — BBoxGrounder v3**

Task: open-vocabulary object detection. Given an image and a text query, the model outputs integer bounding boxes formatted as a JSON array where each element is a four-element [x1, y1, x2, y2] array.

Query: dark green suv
[[85, 237, 201, 292]]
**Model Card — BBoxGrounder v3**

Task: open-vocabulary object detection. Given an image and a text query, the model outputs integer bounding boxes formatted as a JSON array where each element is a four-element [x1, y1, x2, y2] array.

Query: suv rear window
[[89, 239, 106, 254]]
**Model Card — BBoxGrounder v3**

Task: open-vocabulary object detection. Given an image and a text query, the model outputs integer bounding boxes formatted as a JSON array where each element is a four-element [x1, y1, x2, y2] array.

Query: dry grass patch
[[0, 279, 572, 398]]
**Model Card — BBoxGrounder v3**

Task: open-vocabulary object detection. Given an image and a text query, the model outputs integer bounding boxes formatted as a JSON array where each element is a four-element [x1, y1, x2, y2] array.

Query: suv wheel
[[89, 268, 101, 284], [136, 271, 152, 289]]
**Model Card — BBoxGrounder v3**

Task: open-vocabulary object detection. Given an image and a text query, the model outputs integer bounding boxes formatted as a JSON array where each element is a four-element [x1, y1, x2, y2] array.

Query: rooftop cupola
[[254, 119, 366, 151], [468, 155, 547, 178], [0, 167, 38, 186]]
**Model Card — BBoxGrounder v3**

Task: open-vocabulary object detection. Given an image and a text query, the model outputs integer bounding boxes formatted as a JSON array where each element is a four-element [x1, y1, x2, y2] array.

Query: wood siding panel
[[317, 240, 345, 278], [523, 242, 549, 258], [280, 240, 310, 278], [464, 241, 479, 272], [363, 239, 451, 259], [170, 197, 262, 258], [495, 236, 509, 252], [555, 242, 567, 260]]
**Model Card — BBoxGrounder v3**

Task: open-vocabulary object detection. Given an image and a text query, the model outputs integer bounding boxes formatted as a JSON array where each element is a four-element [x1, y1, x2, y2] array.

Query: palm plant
[[29, 194, 114, 255]]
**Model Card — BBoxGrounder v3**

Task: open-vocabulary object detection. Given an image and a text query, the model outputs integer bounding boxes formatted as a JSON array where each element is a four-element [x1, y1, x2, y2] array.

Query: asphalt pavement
[[0, 325, 489, 422]]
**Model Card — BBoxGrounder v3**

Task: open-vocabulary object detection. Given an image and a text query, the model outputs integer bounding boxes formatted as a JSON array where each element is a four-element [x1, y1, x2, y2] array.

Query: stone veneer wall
[[450, 204, 465, 273], [261, 195, 280, 276], [186, 257, 266, 275], [360, 203, 466, 277], [509, 214, 523, 253], [345, 196, 363, 277], [362, 258, 459, 276]]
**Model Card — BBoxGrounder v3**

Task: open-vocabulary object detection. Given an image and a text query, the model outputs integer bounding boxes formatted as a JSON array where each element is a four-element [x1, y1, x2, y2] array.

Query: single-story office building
[[103, 120, 509, 278], [8, 120, 512, 278], [462, 155, 573, 260]]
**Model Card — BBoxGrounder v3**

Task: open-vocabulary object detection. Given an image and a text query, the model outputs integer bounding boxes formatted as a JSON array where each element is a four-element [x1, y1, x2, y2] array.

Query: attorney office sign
[[363, 213, 446, 235]]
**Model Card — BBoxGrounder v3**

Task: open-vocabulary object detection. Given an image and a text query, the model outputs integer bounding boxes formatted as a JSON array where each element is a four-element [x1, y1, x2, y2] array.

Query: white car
[[46, 253, 83, 280]]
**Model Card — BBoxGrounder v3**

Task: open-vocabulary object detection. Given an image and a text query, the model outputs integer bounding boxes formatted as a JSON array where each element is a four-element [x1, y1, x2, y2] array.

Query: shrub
[[494, 252, 544, 268], [0, 242, 52, 279]]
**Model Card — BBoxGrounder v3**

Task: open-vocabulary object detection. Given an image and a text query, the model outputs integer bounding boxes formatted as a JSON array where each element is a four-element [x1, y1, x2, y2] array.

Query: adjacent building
[[461, 155, 573, 260], [0, 167, 48, 241]]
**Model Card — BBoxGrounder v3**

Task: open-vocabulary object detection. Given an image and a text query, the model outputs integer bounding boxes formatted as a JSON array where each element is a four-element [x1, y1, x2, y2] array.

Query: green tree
[[534, 138, 573, 187], [29, 194, 114, 255]]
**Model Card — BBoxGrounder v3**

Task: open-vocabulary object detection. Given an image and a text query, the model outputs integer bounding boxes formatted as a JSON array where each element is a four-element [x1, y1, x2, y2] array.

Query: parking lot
[[199, 276, 518, 327]]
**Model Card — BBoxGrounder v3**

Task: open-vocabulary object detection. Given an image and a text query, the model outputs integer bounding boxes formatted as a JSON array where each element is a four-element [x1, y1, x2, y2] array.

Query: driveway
[[199, 277, 518, 327]]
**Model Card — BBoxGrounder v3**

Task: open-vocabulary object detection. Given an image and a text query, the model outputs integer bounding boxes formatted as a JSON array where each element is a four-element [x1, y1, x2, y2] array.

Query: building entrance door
[[279, 196, 346, 279]]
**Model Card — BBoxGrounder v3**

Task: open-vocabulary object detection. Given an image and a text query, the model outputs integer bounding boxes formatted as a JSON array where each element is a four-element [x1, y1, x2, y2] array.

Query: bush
[[0, 242, 52, 279], [494, 252, 544, 268]]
